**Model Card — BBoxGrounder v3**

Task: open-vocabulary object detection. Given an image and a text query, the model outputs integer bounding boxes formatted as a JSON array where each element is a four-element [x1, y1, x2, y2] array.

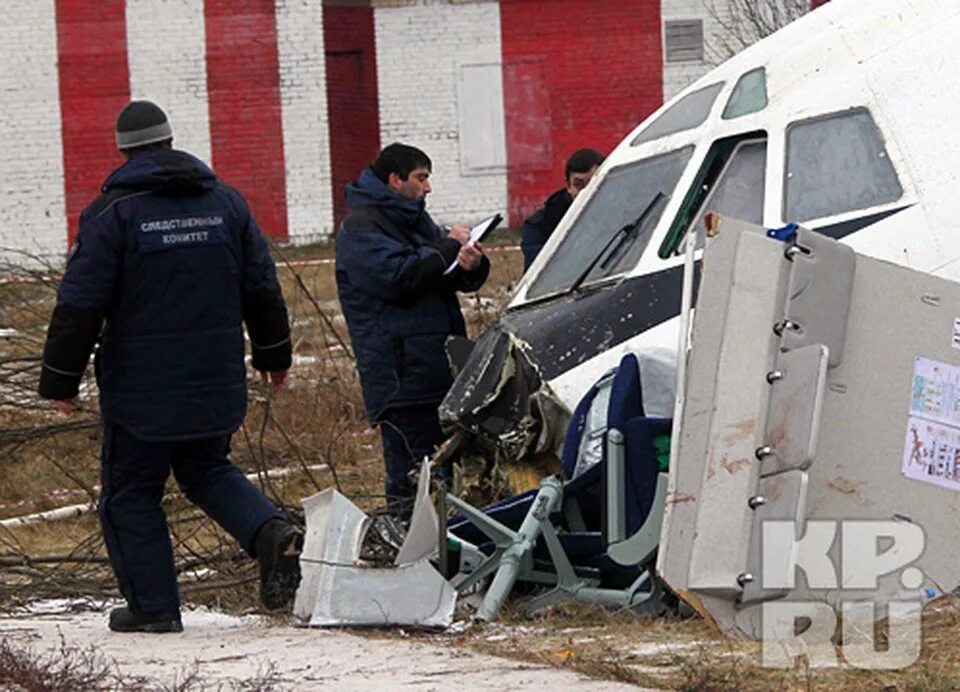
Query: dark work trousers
[[379, 403, 446, 517], [99, 423, 282, 613]]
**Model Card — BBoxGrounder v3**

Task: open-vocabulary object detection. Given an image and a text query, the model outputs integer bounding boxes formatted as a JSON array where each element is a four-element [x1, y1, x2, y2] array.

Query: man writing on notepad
[[335, 143, 490, 518]]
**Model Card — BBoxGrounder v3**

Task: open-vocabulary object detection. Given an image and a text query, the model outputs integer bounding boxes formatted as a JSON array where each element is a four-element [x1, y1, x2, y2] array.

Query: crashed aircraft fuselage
[[444, 0, 960, 452], [441, 0, 960, 637]]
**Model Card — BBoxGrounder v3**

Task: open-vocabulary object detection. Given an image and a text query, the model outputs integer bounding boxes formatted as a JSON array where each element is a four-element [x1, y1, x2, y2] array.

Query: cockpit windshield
[[526, 147, 694, 300], [631, 82, 723, 146]]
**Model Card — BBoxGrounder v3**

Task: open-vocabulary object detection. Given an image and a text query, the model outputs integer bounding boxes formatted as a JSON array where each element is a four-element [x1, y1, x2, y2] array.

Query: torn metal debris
[[441, 326, 568, 464], [294, 462, 455, 629]]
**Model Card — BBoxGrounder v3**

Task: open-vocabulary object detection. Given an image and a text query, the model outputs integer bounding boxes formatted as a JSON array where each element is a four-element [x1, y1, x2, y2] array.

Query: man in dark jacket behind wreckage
[[38, 101, 301, 633], [336, 143, 490, 518], [520, 147, 604, 271]]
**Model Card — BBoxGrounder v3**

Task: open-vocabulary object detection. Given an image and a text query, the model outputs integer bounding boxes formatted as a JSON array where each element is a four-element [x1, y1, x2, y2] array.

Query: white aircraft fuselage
[[466, 0, 960, 413]]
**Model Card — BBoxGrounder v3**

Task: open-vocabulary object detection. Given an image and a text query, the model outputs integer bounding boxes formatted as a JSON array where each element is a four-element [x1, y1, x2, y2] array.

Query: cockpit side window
[[659, 134, 766, 258], [722, 67, 767, 119], [526, 147, 694, 301], [784, 108, 902, 222], [693, 140, 766, 229], [630, 82, 724, 146]]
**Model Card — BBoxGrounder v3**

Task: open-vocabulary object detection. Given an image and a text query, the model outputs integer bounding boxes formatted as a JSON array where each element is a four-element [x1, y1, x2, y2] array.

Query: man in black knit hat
[[38, 100, 301, 632]]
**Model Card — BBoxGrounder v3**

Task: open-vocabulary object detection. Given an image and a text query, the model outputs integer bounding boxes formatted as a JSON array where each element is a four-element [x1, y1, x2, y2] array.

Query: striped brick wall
[[205, 0, 289, 240], [277, 0, 334, 243], [0, 0, 808, 260], [0, 0, 67, 260], [324, 4, 379, 231], [127, 0, 212, 167], [373, 0, 507, 227], [56, 0, 130, 245], [1, 0, 332, 261], [500, 0, 663, 226]]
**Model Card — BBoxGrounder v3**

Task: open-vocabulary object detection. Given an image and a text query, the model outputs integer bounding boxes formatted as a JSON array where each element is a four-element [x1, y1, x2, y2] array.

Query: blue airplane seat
[[448, 353, 671, 608]]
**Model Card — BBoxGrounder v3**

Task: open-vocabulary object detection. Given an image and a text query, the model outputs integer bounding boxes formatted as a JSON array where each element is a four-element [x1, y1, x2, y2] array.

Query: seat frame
[[447, 353, 670, 622]]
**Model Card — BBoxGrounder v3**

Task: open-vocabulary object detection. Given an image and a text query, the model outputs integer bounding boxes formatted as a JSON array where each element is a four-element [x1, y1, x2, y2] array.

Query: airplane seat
[[446, 353, 671, 619], [600, 352, 666, 539]]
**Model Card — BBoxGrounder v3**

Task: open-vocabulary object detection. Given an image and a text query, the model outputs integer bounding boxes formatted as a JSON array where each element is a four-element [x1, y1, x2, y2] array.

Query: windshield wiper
[[568, 191, 665, 294]]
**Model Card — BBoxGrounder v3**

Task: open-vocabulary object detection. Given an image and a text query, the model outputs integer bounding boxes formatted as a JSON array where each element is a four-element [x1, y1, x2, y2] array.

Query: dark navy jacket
[[520, 188, 572, 271], [38, 148, 291, 441], [336, 169, 490, 420]]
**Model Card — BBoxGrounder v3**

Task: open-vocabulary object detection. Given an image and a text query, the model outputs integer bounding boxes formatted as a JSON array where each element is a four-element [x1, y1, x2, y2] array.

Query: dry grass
[[0, 244, 523, 611], [431, 597, 960, 691], [0, 635, 115, 691], [0, 633, 290, 691]]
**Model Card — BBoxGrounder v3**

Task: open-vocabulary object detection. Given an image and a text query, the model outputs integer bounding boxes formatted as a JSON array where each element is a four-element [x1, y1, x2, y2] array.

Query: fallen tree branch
[[0, 464, 327, 529], [0, 420, 99, 446]]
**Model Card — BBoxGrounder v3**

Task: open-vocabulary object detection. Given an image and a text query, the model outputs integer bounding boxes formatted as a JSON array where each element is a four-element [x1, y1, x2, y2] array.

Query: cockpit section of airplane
[[437, 0, 960, 639]]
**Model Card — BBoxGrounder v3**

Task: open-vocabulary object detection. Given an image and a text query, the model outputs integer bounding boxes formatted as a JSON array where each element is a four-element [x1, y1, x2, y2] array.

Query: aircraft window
[[722, 68, 767, 119], [631, 82, 724, 146], [690, 141, 766, 240], [526, 147, 693, 300], [784, 108, 902, 222], [659, 134, 766, 258]]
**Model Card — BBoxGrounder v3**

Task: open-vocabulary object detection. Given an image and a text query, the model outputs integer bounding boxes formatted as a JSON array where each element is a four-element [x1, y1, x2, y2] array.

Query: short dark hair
[[564, 148, 605, 180], [371, 143, 432, 183]]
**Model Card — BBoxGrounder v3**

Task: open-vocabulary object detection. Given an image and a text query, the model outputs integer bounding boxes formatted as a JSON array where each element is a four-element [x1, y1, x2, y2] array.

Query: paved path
[[0, 604, 644, 690]]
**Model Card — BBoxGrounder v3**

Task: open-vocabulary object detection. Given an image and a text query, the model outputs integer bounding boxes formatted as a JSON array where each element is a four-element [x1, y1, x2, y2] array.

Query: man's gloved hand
[[260, 370, 289, 395], [457, 242, 485, 271]]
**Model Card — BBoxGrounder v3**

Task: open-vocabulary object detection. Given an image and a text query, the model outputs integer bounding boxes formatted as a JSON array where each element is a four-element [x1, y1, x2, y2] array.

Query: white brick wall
[[661, 0, 803, 101], [374, 0, 507, 227], [127, 0, 212, 166], [276, 0, 334, 244], [0, 0, 67, 262], [661, 0, 724, 100], [0, 0, 777, 261]]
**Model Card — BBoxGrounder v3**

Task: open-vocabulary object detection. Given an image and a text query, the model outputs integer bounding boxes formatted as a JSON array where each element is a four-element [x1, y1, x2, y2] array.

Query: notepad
[[443, 213, 503, 275]]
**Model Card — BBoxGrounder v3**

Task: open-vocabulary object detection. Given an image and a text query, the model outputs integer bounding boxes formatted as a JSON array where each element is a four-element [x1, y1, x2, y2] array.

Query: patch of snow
[[630, 640, 716, 657], [0, 600, 642, 691]]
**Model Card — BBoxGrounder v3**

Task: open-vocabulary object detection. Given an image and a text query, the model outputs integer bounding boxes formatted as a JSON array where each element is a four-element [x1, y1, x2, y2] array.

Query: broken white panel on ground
[[302, 558, 455, 628], [294, 462, 455, 628], [395, 459, 441, 565]]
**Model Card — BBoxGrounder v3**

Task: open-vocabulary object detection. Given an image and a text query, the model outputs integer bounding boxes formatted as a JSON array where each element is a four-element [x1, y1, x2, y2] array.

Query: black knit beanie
[[115, 100, 173, 150]]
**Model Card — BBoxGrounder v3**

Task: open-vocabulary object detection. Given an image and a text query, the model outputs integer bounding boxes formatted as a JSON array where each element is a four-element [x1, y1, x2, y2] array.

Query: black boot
[[108, 606, 182, 633], [255, 519, 303, 610]]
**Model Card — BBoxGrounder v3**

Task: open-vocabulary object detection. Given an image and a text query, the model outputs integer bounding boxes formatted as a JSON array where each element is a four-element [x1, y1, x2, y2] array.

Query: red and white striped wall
[[370, 0, 664, 229], [1, 0, 333, 261], [0, 1, 826, 261]]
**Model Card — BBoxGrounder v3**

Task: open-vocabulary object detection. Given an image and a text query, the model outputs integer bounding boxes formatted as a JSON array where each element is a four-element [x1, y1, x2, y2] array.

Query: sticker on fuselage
[[902, 355, 960, 490]]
